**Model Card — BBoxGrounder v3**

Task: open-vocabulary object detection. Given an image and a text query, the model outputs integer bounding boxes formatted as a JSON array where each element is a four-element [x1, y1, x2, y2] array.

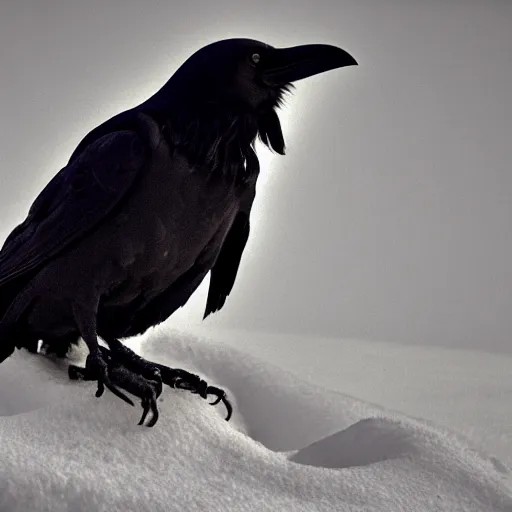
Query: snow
[[0, 329, 511, 511], [195, 327, 512, 468]]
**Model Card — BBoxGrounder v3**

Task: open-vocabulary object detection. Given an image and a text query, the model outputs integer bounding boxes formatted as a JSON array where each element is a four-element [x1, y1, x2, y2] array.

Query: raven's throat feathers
[[147, 84, 293, 184]]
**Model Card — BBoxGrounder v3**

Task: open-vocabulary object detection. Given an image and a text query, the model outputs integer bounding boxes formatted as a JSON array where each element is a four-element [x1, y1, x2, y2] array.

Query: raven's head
[[173, 39, 356, 103], [145, 38, 356, 173]]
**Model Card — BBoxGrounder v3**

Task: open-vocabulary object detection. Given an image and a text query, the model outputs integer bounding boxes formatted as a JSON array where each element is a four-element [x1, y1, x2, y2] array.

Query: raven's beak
[[261, 44, 357, 86]]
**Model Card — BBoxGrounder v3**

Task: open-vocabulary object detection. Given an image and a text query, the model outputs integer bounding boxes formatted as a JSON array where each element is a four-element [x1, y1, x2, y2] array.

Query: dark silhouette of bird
[[0, 38, 357, 425]]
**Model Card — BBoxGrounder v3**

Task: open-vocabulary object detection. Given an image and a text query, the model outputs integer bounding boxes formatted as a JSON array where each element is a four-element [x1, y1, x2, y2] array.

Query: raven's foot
[[68, 350, 135, 407], [68, 344, 233, 423], [69, 346, 160, 426], [106, 340, 231, 420], [105, 339, 232, 421], [104, 338, 163, 398]]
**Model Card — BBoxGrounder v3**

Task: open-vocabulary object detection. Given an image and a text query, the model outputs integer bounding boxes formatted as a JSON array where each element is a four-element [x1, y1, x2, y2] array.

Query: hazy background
[[1, 0, 511, 354]]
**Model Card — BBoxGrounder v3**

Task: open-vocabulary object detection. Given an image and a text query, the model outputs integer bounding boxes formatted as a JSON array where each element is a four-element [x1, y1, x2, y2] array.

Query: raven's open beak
[[261, 44, 357, 86]]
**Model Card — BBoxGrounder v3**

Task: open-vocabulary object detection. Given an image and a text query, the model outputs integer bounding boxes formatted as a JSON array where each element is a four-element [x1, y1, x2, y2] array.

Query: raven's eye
[[251, 53, 261, 64]]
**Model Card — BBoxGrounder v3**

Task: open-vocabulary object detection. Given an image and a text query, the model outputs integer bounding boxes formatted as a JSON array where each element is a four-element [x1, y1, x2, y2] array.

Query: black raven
[[0, 38, 356, 425]]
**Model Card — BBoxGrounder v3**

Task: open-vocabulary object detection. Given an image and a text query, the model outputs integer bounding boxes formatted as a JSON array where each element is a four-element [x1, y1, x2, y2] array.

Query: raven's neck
[[141, 95, 262, 185]]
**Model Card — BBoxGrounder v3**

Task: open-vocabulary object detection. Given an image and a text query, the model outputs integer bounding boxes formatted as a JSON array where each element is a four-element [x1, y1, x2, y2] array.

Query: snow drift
[[0, 329, 511, 511]]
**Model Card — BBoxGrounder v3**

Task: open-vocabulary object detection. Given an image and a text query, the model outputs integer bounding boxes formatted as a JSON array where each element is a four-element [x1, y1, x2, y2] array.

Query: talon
[[158, 364, 232, 421], [138, 397, 159, 427], [145, 399, 159, 427], [208, 392, 223, 406], [103, 380, 135, 406], [96, 380, 105, 398], [222, 396, 233, 421], [205, 386, 232, 421], [137, 410, 147, 426]]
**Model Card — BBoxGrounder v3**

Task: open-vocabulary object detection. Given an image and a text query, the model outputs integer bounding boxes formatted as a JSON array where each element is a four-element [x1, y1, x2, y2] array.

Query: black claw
[[96, 380, 105, 398], [138, 397, 159, 426], [145, 398, 159, 427], [138, 408, 148, 426], [204, 386, 232, 421], [151, 362, 233, 421], [206, 387, 225, 406], [209, 395, 222, 406], [103, 381, 135, 406], [221, 396, 233, 422]]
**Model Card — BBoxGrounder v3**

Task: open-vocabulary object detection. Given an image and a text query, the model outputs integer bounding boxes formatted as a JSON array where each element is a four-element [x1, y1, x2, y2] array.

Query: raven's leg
[[72, 302, 134, 407], [104, 337, 232, 421]]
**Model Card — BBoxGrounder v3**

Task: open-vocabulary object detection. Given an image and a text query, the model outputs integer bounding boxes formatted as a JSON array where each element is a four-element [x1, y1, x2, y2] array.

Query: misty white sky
[[1, 1, 511, 353]]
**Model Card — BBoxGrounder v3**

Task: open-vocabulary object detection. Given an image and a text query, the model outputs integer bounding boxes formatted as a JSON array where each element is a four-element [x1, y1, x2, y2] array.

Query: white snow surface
[[0, 329, 511, 511]]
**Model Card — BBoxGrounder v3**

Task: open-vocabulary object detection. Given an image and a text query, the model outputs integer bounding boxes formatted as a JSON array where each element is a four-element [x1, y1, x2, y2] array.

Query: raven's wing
[[0, 115, 154, 288], [203, 185, 256, 319]]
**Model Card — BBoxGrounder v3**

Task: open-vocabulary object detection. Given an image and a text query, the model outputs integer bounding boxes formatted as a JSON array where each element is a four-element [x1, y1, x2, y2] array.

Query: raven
[[0, 38, 356, 425]]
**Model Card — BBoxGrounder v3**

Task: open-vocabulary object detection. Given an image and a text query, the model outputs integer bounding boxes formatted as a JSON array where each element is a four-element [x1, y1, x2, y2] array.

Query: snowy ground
[[196, 327, 512, 469], [0, 328, 511, 511]]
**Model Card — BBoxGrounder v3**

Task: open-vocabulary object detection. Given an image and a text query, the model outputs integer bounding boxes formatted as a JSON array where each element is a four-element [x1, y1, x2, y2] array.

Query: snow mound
[[0, 329, 510, 512]]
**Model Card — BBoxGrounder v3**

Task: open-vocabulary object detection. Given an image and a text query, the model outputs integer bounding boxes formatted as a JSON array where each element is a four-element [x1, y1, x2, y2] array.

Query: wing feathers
[[203, 212, 250, 319], [0, 127, 148, 287]]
